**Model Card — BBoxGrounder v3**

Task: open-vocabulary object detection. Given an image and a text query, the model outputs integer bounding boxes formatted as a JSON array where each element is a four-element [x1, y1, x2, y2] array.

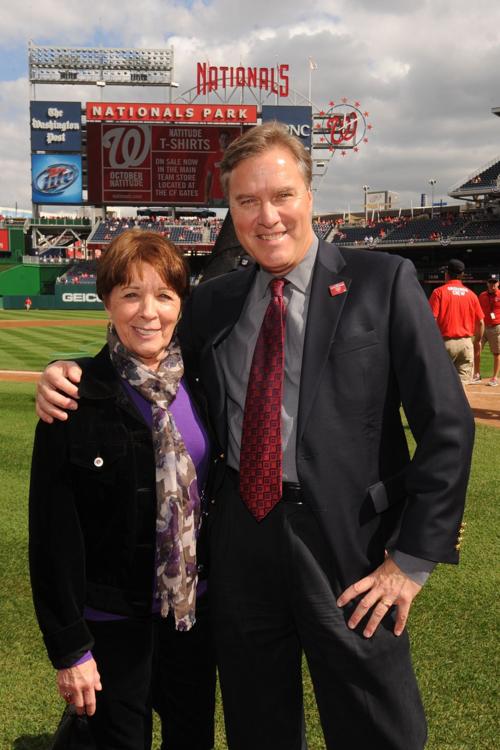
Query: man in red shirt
[[429, 259, 484, 383], [477, 273, 500, 386]]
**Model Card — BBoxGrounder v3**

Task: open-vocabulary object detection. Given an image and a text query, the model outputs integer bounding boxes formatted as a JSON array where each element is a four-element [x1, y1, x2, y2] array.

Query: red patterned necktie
[[239, 278, 287, 521]]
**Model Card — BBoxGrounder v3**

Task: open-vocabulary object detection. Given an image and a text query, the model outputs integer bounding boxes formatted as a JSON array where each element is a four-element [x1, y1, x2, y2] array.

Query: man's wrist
[[390, 550, 436, 585]]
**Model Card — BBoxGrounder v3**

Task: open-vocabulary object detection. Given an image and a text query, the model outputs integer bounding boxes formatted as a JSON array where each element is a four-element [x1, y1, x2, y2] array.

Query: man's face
[[228, 146, 314, 276], [487, 280, 499, 293]]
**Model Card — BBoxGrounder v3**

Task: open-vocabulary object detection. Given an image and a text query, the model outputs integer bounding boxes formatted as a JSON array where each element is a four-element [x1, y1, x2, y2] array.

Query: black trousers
[[86, 593, 216, 750], [209, 470, 427, 750]]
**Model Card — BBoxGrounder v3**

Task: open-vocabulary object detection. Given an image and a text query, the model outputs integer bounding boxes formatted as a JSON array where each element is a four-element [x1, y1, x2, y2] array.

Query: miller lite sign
[[31, 154, 82, 204]]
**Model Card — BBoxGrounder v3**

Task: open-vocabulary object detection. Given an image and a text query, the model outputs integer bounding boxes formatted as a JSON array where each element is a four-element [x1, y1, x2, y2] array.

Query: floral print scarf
[[108, 327, 200, 630]]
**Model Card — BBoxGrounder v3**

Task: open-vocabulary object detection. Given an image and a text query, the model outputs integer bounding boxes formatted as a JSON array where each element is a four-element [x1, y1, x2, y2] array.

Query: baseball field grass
[[0, 310, 107, 371], [0, 312, 498, 749]]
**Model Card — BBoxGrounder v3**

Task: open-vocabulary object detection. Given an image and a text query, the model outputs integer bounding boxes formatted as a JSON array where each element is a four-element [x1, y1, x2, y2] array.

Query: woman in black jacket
[[29, 229, 215, 750]]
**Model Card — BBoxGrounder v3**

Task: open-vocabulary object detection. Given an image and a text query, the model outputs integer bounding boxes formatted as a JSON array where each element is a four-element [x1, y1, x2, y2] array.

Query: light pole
[[363, 185, 370, 225], [429, 179, 437, 218]]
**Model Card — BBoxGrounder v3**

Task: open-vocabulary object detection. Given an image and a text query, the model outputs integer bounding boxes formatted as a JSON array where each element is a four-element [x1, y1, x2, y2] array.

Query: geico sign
[[62, 292, 100, 303]]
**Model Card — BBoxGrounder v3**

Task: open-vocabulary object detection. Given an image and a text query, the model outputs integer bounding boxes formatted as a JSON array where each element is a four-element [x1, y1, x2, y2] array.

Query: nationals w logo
[[102, 125, 151, 168]]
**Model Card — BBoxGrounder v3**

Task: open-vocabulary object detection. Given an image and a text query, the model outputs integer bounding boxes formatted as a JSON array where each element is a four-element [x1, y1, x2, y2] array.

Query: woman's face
[[104, 262, 181, 370]]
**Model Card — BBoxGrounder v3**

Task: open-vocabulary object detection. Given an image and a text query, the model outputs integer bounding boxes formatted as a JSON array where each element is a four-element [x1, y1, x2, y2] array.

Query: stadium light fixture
[[29, 43, 175, 87], [363, 185, 370, 225], [429, 178, 437, 217]]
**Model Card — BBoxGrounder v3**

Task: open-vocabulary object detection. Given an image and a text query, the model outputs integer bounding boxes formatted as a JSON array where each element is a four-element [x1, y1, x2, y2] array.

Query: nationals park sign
[[86, 103, 257, 124]]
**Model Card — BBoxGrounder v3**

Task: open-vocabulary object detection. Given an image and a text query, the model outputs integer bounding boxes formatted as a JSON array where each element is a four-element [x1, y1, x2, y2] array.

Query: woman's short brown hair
[[96, 229, 190, 301], [220, 121, 312, 197]]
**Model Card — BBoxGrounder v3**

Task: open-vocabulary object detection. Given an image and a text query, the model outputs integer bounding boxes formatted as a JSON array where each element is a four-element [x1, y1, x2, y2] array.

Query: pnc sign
[[261, 106, 312, 149]]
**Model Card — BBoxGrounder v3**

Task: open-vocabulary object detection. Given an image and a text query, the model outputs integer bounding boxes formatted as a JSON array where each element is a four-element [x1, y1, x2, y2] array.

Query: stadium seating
[[383, 215, 468, 243], [57, 260, 97, 284], [89, 217, 223, 246], [312, 221, 335, 240], [459, 160, 500, 191]]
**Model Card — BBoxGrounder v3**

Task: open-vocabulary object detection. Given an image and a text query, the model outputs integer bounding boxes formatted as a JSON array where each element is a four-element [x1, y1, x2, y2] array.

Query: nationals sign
[[87, 123, 242, 206]]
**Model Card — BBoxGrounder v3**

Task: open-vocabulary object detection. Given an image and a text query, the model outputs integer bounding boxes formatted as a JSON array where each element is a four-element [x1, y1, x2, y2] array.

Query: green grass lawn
[[0, 378, 498, 749], [0, 307, 497, 379], [0, 310, 107, 320], [0, 311, 107, 371]]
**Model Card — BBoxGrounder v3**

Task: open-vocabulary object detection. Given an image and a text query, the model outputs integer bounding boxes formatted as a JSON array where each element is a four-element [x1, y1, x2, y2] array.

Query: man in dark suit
[[178, 123, 473, 750], [37, 124, 473, 750]]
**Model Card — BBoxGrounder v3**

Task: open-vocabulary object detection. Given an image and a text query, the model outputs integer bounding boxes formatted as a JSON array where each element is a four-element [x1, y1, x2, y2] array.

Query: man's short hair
[[487, 273, 499, 283], [219, 121, 312, 197], [446, 258, 465, 278]]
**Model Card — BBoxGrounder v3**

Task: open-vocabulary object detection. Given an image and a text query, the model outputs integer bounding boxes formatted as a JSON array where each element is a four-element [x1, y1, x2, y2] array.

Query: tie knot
[[270, 278, 286, 299]]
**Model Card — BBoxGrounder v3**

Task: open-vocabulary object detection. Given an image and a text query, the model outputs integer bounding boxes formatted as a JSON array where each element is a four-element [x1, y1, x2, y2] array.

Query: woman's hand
[[57, 658, 102, 716], [36, 360, 82, 423]]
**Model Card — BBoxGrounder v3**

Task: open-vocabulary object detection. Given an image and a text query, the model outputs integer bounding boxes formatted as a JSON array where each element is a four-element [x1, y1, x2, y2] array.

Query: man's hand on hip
[[36, 360, 82, 423], [337, 556, 422, 638]]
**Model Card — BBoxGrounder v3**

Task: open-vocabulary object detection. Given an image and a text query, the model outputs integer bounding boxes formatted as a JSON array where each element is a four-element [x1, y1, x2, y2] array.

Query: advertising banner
[[0, 228, 9, 252], [261, 105, 312, 149], [87, 123, 242, 206], [55, 284, 104, 310], [86, 102, 257, 124], [366, 191, 388, 210], [30, 101, 82, 151], [31, 154, 83, 204]]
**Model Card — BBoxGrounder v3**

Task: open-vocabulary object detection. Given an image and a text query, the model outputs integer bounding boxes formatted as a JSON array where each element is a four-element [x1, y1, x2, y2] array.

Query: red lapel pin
[[329, 281, 347, 296]]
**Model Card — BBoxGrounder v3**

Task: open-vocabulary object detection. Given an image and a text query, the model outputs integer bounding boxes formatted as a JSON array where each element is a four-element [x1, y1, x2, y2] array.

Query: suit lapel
[[209, 267, 257, 348], [200, 265, 257, 448], [298, 242, 350, 442]]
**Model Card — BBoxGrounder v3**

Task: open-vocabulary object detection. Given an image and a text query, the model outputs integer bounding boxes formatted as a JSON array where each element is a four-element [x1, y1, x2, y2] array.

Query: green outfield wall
[[0, 264, 62, 296], [3, 283, 104, 310], [7, 227, 25, 262]]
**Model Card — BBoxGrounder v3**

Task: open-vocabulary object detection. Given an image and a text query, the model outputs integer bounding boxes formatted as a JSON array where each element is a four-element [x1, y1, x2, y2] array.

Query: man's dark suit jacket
[[179, 240, 474, 590]]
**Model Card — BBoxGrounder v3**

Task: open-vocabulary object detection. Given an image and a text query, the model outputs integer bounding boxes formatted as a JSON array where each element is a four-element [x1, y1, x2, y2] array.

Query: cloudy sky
[[1, 0, 500, 215]]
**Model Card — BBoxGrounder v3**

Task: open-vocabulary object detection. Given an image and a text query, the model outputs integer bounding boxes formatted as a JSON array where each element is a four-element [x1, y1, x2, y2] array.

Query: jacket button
[[219, 452, 225, 459]]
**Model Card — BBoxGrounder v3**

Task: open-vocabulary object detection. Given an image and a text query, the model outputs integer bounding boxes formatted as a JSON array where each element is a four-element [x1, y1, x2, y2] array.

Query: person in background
[[429, 258, 484, 383], [477, 273, 500, 386], [25, 296, 32, 311], [205, 130, 232, 206], [29, 230, 215, 750]]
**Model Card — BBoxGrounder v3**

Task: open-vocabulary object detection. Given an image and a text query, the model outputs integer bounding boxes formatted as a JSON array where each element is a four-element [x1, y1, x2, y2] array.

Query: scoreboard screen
[[87, 123, 242, 206]]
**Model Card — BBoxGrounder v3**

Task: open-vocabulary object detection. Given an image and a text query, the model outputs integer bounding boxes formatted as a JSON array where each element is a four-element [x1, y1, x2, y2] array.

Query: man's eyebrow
[[232, 192, 256, 201], [232, 186, 298, 200]]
